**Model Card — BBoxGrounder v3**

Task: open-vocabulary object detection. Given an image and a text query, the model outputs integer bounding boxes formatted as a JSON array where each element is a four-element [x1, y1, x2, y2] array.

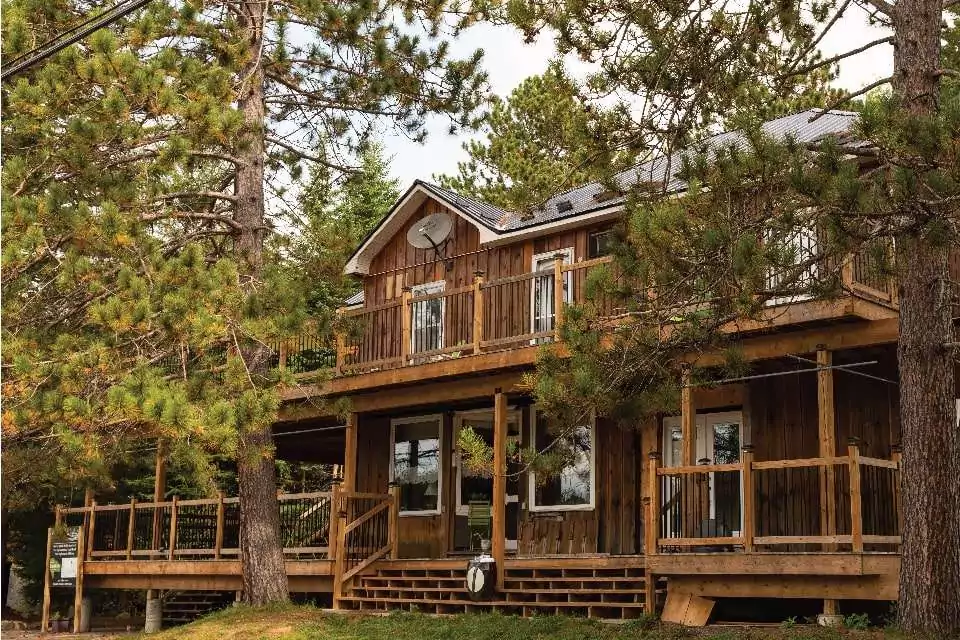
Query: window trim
[[587, 229, 613, 259], [527, 408, 596, 513], [390, 413, 444, 517], [410, 280, 445, 354], [530, 247, 574, 339]]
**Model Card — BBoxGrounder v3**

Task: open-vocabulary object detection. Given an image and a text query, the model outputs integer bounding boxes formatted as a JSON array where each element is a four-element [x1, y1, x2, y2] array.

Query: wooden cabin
[[55, 110, 960, 629]]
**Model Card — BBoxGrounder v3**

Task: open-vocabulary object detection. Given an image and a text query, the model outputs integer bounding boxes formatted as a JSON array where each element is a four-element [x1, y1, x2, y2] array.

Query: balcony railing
[[646, 440, 901, 554]]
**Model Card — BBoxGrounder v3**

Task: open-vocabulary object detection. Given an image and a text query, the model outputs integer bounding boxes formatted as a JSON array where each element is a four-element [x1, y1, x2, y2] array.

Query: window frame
[[410, 280, 446, 354], [587, 229, 613, 259], [530, 247, 574, 340], [527, 408, 596, 513], [453, 408, 521, 516], [390, 413, 444, 517]]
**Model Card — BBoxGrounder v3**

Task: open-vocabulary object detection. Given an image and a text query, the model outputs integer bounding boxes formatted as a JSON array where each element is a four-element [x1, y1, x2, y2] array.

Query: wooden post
[[86, 501, 97, 561], [891, 443, 903, 541], [817, 347, 839, 616], [40, 526, 53, 634], [400, 287, 412, 363], [328, 483, 342, 564], [343, 413, 358, 493], [152, 440, 167, 553], [817, 347, 838, 549], [334, 331, 346, 376], [472, 270, 485, 354], [331, 487, 347, 609], [168, 496, 178, 561], [647, 452, 661, 555], [126, 498, 136, 560], [849, 438, 863, 553], [680, 367, 696, 538], [741, 445, 755, 552], [388, 482, 400, 560], [492, 390, 508, 586], [841, 253, 854, 291], [278, 339, 288, 371], [55, 505, 63, 528], [214, 491, 225, 559], [73, 522, 86, 633], [553, 255, 565, 341]]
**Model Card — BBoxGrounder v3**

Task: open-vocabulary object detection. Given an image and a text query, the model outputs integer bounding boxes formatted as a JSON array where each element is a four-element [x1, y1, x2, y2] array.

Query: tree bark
[[892, 0, 960, 634], [233, 0, 289, 605]]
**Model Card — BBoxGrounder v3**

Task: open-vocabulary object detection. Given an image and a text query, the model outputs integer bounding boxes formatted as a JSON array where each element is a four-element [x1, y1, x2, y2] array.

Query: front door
[[531, 248, 573, 341], [662, 411, 744, 537], [453, 410, 521, 552]]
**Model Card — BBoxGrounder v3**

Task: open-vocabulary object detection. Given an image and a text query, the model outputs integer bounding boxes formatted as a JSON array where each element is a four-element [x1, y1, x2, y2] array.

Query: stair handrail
[[332, 490, 395, 608]]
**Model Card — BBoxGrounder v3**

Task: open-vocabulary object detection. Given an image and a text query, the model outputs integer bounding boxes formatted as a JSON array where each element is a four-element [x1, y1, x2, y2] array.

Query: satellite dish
[[406, 212, 453, 252]]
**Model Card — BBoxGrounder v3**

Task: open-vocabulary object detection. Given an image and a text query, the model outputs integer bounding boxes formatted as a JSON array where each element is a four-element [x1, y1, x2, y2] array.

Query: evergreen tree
[[498, 2, 959, 633], [2, 0, 486, 603], [437, 61, 628, 211]]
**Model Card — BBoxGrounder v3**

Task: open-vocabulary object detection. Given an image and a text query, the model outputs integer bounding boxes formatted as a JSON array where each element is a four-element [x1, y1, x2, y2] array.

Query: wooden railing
[[60, 490, 334, 560], [647, 441, 902, 554], [334, 256, 617, 374]]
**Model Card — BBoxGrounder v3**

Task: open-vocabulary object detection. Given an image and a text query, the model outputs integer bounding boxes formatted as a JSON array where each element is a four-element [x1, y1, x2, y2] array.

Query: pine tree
[[2, 0, 485, 603], [499, 2, 959, 633]]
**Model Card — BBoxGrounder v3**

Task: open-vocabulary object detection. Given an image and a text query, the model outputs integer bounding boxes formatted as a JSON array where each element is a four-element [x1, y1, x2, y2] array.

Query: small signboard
[[50, 526, 81, 588]]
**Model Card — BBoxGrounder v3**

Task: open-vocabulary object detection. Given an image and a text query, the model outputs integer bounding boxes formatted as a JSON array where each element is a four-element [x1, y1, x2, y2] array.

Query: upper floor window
[[588, 230, 613, 259], [765, 225, 819, 306], [391, 415, 443, 515], [529, 410, 595, 511], [531, 248, 573, 340], [410, 281, 445, 354]]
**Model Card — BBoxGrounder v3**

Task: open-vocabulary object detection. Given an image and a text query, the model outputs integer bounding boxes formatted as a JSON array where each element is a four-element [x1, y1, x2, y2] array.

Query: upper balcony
[[274, 251, 900, 401]]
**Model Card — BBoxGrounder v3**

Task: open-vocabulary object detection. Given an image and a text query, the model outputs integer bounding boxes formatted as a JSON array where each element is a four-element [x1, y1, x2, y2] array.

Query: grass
[[130, 604, 917, 640]]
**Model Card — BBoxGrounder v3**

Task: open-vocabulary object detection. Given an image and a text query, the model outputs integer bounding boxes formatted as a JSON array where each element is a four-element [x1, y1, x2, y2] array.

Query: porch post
[[680, 366, 696, 538], [816, 346, 839, 619], [492, 389, 507, 586], [343, 412, 358, 493], [816, 347, 838, 548], [472, 270, 484, 355]]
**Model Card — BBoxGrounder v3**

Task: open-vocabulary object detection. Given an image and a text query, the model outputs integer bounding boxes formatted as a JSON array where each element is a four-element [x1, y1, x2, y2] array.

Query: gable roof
[[343, 108, 861, 277]]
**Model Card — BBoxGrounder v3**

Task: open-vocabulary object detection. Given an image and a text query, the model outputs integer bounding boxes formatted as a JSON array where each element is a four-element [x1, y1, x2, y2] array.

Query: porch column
[[147, 440, 167, 610], [492, 390, 507, 586], [816, 347, 839, 620], [342, 413, 358, 492], [680, 366, 697, 538]]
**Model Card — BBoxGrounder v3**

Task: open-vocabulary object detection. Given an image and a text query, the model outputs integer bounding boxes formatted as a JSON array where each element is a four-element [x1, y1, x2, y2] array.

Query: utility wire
[[1, 0, 154, 82]]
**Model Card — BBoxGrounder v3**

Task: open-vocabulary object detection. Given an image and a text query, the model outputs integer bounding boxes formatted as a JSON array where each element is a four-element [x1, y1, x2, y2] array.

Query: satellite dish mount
[[407, 212, 454, 268]]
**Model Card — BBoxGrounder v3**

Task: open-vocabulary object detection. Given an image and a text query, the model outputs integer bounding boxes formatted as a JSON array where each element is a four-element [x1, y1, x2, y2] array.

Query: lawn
[[134, 604, 915, 640]]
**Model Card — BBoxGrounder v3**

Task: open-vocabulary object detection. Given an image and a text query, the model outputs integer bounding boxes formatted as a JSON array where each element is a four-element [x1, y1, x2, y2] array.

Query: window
[[528, 410, 595, 511], [588, 230, 613, 259], [411, 281, 444, 354], [391, 415, 442, 515], [531, 248, 573, 339]]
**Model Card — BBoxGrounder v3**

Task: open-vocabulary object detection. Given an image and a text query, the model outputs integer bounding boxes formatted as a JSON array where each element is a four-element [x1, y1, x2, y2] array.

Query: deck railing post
[[891, 443, 902, 542], [278, 339, 288, 371], [332, 487, 348, 609], [401, 287, 412, 363], [647, 451, 661, 555], [848, 438, 863, 553], [328, 483, 341, 563], [168, 496, 179, 561], [388, 482, 400, 559], [73, 519, 87, 633], [86, 501, 97, 561], [741, 445, 755, 552], [553, 255, 565, 341], [472, 270, 484, 354], [126, 498, 136, 560], [214, 491, 225, 559], [54, 504, 63, 528], [841, 253, 855, 291]]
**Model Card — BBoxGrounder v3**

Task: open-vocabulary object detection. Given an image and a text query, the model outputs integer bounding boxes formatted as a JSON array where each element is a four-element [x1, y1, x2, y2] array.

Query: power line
[[1, 0, 154, 82]]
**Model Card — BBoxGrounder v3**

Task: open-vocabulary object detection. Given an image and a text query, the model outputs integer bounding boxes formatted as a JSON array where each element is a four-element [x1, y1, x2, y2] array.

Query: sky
[[380, 7, 894, 187]]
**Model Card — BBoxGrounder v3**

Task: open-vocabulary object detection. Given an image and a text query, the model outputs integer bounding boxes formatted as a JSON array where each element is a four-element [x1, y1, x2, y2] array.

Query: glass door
[[531, 248, 573, 342], [453, 410, 521, 552], [662, 412, 743, 538]]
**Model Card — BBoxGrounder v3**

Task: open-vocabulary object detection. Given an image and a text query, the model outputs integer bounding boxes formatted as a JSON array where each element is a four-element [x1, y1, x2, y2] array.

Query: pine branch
[[150, 191, 238, 204], [781, 36, 893, 79], [809, 76, 893, 121], [264, 135, 354, 172], [140, 211, 242, 231], [859, 0, 894, 15]]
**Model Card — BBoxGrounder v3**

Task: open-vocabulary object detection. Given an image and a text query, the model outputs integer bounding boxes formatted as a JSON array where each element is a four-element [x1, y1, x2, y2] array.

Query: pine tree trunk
[[233, 0, 289, 605], [892, 0, 960, 634]]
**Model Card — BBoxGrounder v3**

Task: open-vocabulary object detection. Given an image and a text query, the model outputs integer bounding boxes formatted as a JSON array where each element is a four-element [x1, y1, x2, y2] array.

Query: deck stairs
[[162, 590, 234, 626], [339, 560, 664, 620]]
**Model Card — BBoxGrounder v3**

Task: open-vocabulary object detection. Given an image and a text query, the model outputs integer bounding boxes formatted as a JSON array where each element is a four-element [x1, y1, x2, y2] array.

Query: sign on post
[[50, 526, 81, 588]]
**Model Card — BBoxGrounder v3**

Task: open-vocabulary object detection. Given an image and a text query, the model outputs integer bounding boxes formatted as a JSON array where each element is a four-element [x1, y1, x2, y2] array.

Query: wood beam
[[342, 413, 358, 492], [491, 390, 507, 586], [817, 347, 840, 615], [668, 574, 897, 601]]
